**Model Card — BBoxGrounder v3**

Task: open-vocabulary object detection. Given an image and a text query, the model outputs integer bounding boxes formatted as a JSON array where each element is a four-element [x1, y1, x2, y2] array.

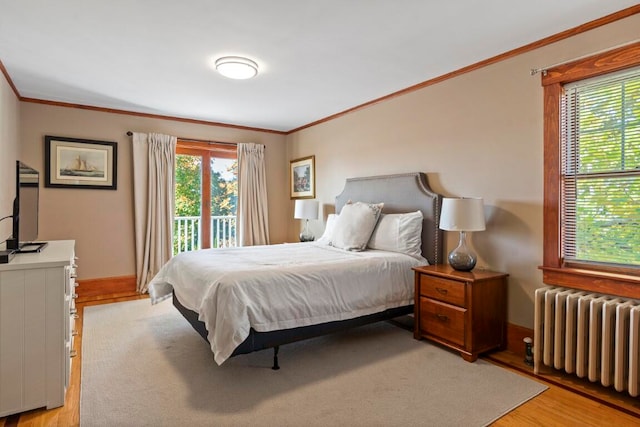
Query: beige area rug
[[80, 299, 546, 427]]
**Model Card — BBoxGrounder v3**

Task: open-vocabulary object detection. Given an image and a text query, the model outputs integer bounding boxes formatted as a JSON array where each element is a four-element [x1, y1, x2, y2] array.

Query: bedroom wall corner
[[285, 131, 343, 242], [0, 71, 20, 241]]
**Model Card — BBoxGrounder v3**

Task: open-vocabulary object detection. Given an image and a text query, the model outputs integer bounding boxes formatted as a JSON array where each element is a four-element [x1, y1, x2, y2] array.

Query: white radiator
[[534, 286, 640, 397]]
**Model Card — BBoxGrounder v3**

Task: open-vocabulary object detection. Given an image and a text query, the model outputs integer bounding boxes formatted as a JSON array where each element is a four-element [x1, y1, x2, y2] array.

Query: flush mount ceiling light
[[215, 56, 258, 80]]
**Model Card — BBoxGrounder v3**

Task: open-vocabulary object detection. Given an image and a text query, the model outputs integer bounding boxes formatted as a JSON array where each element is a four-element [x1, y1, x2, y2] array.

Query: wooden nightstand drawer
[[419, 298, 466, 347], [413, 264, 508, 362], [419, 275, 465, 306]]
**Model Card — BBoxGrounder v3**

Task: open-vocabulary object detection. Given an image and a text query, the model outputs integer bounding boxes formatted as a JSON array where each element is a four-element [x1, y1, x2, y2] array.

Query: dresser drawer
[[419, 275, 465, 306], [419, 298, 466, 347]]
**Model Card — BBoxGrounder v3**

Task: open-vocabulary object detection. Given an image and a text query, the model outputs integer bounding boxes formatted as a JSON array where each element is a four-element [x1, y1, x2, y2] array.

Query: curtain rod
[[126, 131, 237, 147], [530, 39, 640, 76]]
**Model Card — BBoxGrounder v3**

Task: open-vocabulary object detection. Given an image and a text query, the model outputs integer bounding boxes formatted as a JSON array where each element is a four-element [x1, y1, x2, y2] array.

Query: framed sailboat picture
[[44, 136, 117, 190]]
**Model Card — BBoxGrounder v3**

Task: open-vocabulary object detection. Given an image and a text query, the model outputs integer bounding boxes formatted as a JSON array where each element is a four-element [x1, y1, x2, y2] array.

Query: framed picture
[[44, 135, 117, 190], [290, 155, 315, 199]]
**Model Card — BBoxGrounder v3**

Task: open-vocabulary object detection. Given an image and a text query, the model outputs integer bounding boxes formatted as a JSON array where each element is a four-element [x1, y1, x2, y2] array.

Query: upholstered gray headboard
[[335, 172, 443, 265]]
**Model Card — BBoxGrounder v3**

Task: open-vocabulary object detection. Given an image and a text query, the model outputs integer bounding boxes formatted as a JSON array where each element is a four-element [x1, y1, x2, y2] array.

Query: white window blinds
[[561, 67, 640, 267]]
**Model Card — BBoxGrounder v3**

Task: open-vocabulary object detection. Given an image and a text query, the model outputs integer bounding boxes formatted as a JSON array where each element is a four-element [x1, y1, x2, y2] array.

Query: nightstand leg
[[461, 352, 478, 362]]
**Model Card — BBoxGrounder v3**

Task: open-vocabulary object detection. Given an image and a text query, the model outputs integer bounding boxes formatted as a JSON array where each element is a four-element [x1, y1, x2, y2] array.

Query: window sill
[[539, 266, 640, 299]]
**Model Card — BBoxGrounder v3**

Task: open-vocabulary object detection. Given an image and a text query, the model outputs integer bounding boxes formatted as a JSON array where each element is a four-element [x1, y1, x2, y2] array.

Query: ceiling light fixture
[[215, 56, 258, 80]]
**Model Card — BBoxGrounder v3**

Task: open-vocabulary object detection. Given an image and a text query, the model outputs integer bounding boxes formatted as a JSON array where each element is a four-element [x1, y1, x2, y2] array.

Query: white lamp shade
[[439, 197, 486, 231], [294, 199, 319, 220]]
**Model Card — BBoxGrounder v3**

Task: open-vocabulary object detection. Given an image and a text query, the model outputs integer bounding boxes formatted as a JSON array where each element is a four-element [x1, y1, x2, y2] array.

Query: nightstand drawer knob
[[435, 287, 448, 295], [436, 314, 449, 322]]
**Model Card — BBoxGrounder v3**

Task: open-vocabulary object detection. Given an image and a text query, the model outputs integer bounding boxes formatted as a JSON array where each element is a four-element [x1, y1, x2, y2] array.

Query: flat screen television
[[7, 160, 47, 253]]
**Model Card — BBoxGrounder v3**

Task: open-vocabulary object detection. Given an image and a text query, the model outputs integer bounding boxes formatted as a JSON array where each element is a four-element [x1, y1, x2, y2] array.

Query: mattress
[[148, 242, 426, 364]]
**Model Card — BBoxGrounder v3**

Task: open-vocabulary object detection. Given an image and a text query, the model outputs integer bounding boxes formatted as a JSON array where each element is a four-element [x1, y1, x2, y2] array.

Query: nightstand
[[413, 264, 508, 362]]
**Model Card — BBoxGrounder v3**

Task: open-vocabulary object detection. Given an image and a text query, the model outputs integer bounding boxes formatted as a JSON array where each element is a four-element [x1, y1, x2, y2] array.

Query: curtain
[[132, 132, 177, 293], [237, 143, 270, 246]]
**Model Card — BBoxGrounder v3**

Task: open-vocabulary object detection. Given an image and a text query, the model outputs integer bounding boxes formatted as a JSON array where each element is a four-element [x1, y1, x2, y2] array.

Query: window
[[541, 42, 640, 297], [562, 68, 640, 267], [174, 140, 237, 254]]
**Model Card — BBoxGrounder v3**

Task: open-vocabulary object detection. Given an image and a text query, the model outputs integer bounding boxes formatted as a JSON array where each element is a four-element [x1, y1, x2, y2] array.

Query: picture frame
[[290, 155, 315, 199], [44, 135, 117, 190]]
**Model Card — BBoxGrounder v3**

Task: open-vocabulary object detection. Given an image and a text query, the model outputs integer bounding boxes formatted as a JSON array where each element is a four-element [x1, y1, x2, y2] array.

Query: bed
[[149, 172, 443, 368]]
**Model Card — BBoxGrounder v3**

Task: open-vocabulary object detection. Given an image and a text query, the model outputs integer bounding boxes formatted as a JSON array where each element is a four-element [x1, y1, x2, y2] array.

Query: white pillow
[[368, 210, 423, 259], [316, 213, 338, 245], [331, 202, 384, 251]]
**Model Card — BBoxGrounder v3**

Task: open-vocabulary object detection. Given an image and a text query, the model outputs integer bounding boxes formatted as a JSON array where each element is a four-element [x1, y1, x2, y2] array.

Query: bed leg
[[272, 346, 280, 370]]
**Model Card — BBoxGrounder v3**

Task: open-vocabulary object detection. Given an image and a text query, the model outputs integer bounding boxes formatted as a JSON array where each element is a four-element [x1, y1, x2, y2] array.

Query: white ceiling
[[0, 1, 637, 133]]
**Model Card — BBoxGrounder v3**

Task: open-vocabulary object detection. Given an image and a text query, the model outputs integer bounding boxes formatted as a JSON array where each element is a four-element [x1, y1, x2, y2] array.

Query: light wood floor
[[1, 295, 639, 427]]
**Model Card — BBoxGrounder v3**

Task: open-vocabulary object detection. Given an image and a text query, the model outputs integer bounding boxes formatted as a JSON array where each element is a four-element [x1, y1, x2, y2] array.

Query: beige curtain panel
[[237, 143, 270, 246], [132, 132, 177, 293]]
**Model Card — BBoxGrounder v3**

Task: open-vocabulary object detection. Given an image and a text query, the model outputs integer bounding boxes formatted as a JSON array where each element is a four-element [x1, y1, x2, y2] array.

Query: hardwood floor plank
[[493, 382, 640, 426], [486, 351, 640, 418]]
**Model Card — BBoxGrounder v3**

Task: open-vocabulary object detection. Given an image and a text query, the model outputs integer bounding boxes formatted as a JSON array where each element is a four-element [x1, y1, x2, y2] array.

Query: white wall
[[286, 14, 640, 328]]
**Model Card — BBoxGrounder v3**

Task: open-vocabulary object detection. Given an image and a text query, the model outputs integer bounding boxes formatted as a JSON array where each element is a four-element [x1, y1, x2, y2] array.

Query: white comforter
[[148, 242, 426, 364]]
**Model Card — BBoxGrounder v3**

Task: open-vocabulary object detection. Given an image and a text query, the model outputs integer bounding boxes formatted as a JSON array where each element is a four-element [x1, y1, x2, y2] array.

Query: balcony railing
[[173, 215, 237, 255]]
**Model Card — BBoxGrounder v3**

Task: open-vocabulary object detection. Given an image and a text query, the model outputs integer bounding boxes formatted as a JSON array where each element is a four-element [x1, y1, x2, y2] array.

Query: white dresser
[[0, 240, 77, 417]]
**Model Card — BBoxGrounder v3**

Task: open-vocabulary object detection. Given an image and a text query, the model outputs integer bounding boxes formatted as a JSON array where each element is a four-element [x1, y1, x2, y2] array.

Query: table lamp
[[294, 199, 319, 242], [439, 197, 486, 271]]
